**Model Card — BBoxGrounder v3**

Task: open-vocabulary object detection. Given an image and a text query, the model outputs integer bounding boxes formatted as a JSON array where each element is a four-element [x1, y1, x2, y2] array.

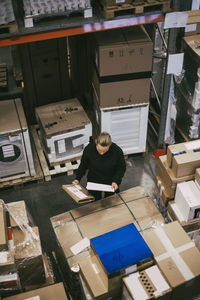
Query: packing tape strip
[[155, 227, 194, 281], [160, 186, 164, 197], [157, 180, 161, 187]]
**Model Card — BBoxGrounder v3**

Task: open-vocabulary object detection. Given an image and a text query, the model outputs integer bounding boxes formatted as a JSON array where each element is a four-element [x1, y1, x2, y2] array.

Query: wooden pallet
[[30, 125, 81, 181], [102, 0, 170, 19], [0, 136, 44, 189], [0, 21, 18, 35]]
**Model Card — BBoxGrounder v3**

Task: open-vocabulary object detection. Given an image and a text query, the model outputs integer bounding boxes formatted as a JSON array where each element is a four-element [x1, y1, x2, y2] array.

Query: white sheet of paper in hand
[[86, 182, 114, 192]]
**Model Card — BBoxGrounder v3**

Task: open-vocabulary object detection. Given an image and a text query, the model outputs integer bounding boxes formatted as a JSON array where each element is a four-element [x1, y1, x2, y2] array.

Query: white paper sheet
[[70, 237, 90, 255], [185, 24, 197, 32], [67, 186, 88, 199], [0, 252, 8, 263], [167, 53, 184, 75], [86, 182, 114, 192], [164, 12, 188, 29]]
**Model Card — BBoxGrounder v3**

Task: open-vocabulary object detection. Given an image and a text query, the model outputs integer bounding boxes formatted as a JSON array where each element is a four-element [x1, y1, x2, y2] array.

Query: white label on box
[[84, 8, 92, 18], [185, 23, 197, 32], [70, 237, 90, 255], [125, 264, 137, 274], [184, 139, 200, 150], [124, 273, 148, 299], [164, 12, 188, 29], [9, 134, 21, 142], [0, 273, 17, 283], [24, 17, 34, 28], [116, 0, 125, 3], [25, 297, 40, 300], [67, 186, 88, 199], [57, 139, 66, 153], [146, 265, 170, 293], [167, 53, 184, 74], [2, 145, 15, 158], [72, 136, 88, 148], [92, 263, 100, 274], [0, 252, 8, 263]]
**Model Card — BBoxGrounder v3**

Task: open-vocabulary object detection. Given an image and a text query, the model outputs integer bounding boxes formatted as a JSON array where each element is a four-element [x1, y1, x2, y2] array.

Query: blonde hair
[[95, 132, 112, 147]]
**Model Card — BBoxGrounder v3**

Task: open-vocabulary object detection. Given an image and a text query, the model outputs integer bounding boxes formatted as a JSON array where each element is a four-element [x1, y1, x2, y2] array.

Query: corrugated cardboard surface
[[35, 98, 91, 138], [0, 98, 27, 134], [143, 221, 200, 300], [51, 187, 164, 270], [158, 155, 194, 199], [172, 153, 200, 178], [93, 69, 150, 108], [184, 34, 200, 64], [7, 201, 29, 227], [4, 282, 68, 300], [62, 184, 95, 203], [0, 200, 7, 251], [94, 26, 153, 76]]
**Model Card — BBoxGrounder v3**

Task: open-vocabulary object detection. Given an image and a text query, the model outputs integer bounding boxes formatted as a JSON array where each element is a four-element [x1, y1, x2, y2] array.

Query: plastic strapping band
[[155, 227, 195, 281]]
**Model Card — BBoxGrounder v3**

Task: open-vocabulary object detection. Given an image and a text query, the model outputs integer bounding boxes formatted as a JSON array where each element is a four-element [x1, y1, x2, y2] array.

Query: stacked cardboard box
[[156, 139, 200, 205], [0, 200, 46, 297], [51, 186, 165, 299]]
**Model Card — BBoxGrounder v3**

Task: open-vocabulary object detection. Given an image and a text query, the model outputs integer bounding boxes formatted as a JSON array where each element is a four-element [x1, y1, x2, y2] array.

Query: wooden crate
[[31, 125, 81, 181], [101, 0, 170, 19]]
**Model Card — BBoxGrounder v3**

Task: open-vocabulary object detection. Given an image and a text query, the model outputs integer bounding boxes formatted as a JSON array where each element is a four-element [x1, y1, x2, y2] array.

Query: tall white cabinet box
[[35, 98, 92, 164], [0, 98, 35, 179]]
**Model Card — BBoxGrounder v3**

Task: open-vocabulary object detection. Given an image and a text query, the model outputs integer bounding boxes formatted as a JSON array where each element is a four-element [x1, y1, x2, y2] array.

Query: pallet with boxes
[[34, 98, 93, 180], [91, 25, 153, 155], [50, 186, 200, 300], [0, 199, 56, 298], [23, 0, 93, 28]]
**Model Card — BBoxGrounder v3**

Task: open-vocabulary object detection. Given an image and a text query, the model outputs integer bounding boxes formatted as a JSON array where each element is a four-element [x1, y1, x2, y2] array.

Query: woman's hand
[[112, 182, 118, 191], [72, 179, 79, 185]]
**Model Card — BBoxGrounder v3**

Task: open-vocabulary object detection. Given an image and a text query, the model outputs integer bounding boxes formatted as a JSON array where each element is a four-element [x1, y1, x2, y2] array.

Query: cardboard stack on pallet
[[0, 200, 51, 298], [92, 25, 153, 155], [156, 139, 200, 206], [35, 98, 92, 165]]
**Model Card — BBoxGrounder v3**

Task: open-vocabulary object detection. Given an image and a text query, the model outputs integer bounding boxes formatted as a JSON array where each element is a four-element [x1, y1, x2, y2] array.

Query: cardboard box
[[183, 34, 200, 65], [143, 221, 200, 300], [175, 181, 200, 222], [157, 155, 194, 199], [0, 200, 7, 251], [13, 226, 45, 288], [62, 184, 95, 203], [7, 201, 29, 227], [90, 224, 153, 278], [167, 140, 200, 177], [3, 282, 68, 300], [168, 200, 200, 233], [184, 10, 200, 36], [0, 251, 16, 274], [93, 69, 150, 108], [0, 273, 19, 291], [122, 265, 171, 300], [51, 187, 164, 298], [94, 26, 153, 77], [35, 98, 91, 138]]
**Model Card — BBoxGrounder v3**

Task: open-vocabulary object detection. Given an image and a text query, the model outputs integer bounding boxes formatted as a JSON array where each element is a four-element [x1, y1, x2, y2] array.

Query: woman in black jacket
[[72, 132, 126, 200]]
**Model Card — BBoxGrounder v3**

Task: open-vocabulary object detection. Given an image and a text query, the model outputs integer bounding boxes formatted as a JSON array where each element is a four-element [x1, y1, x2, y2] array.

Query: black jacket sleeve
[[112, 147, 126, 185], [75, 145, 89, 181]]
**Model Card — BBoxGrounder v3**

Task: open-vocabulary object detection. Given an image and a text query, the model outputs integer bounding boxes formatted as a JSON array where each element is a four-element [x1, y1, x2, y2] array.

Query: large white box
[[175, 181, 200, 221], [0, 99, 35, 179], [36, 98, 92, 164]]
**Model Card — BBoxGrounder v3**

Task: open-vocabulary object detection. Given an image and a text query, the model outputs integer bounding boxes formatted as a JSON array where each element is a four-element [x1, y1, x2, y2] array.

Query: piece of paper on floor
[[86, 182, 114, 192], [70, 237, 90, 255]]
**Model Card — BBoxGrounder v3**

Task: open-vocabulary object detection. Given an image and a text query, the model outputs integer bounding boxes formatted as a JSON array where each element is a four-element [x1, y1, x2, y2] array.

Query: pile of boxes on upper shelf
[[156, 139, 200, 236], [91, 25, 153, 155], [50, 185, 200, 300], [174, 10, 200, 140], [0, 199, 64, 299]]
